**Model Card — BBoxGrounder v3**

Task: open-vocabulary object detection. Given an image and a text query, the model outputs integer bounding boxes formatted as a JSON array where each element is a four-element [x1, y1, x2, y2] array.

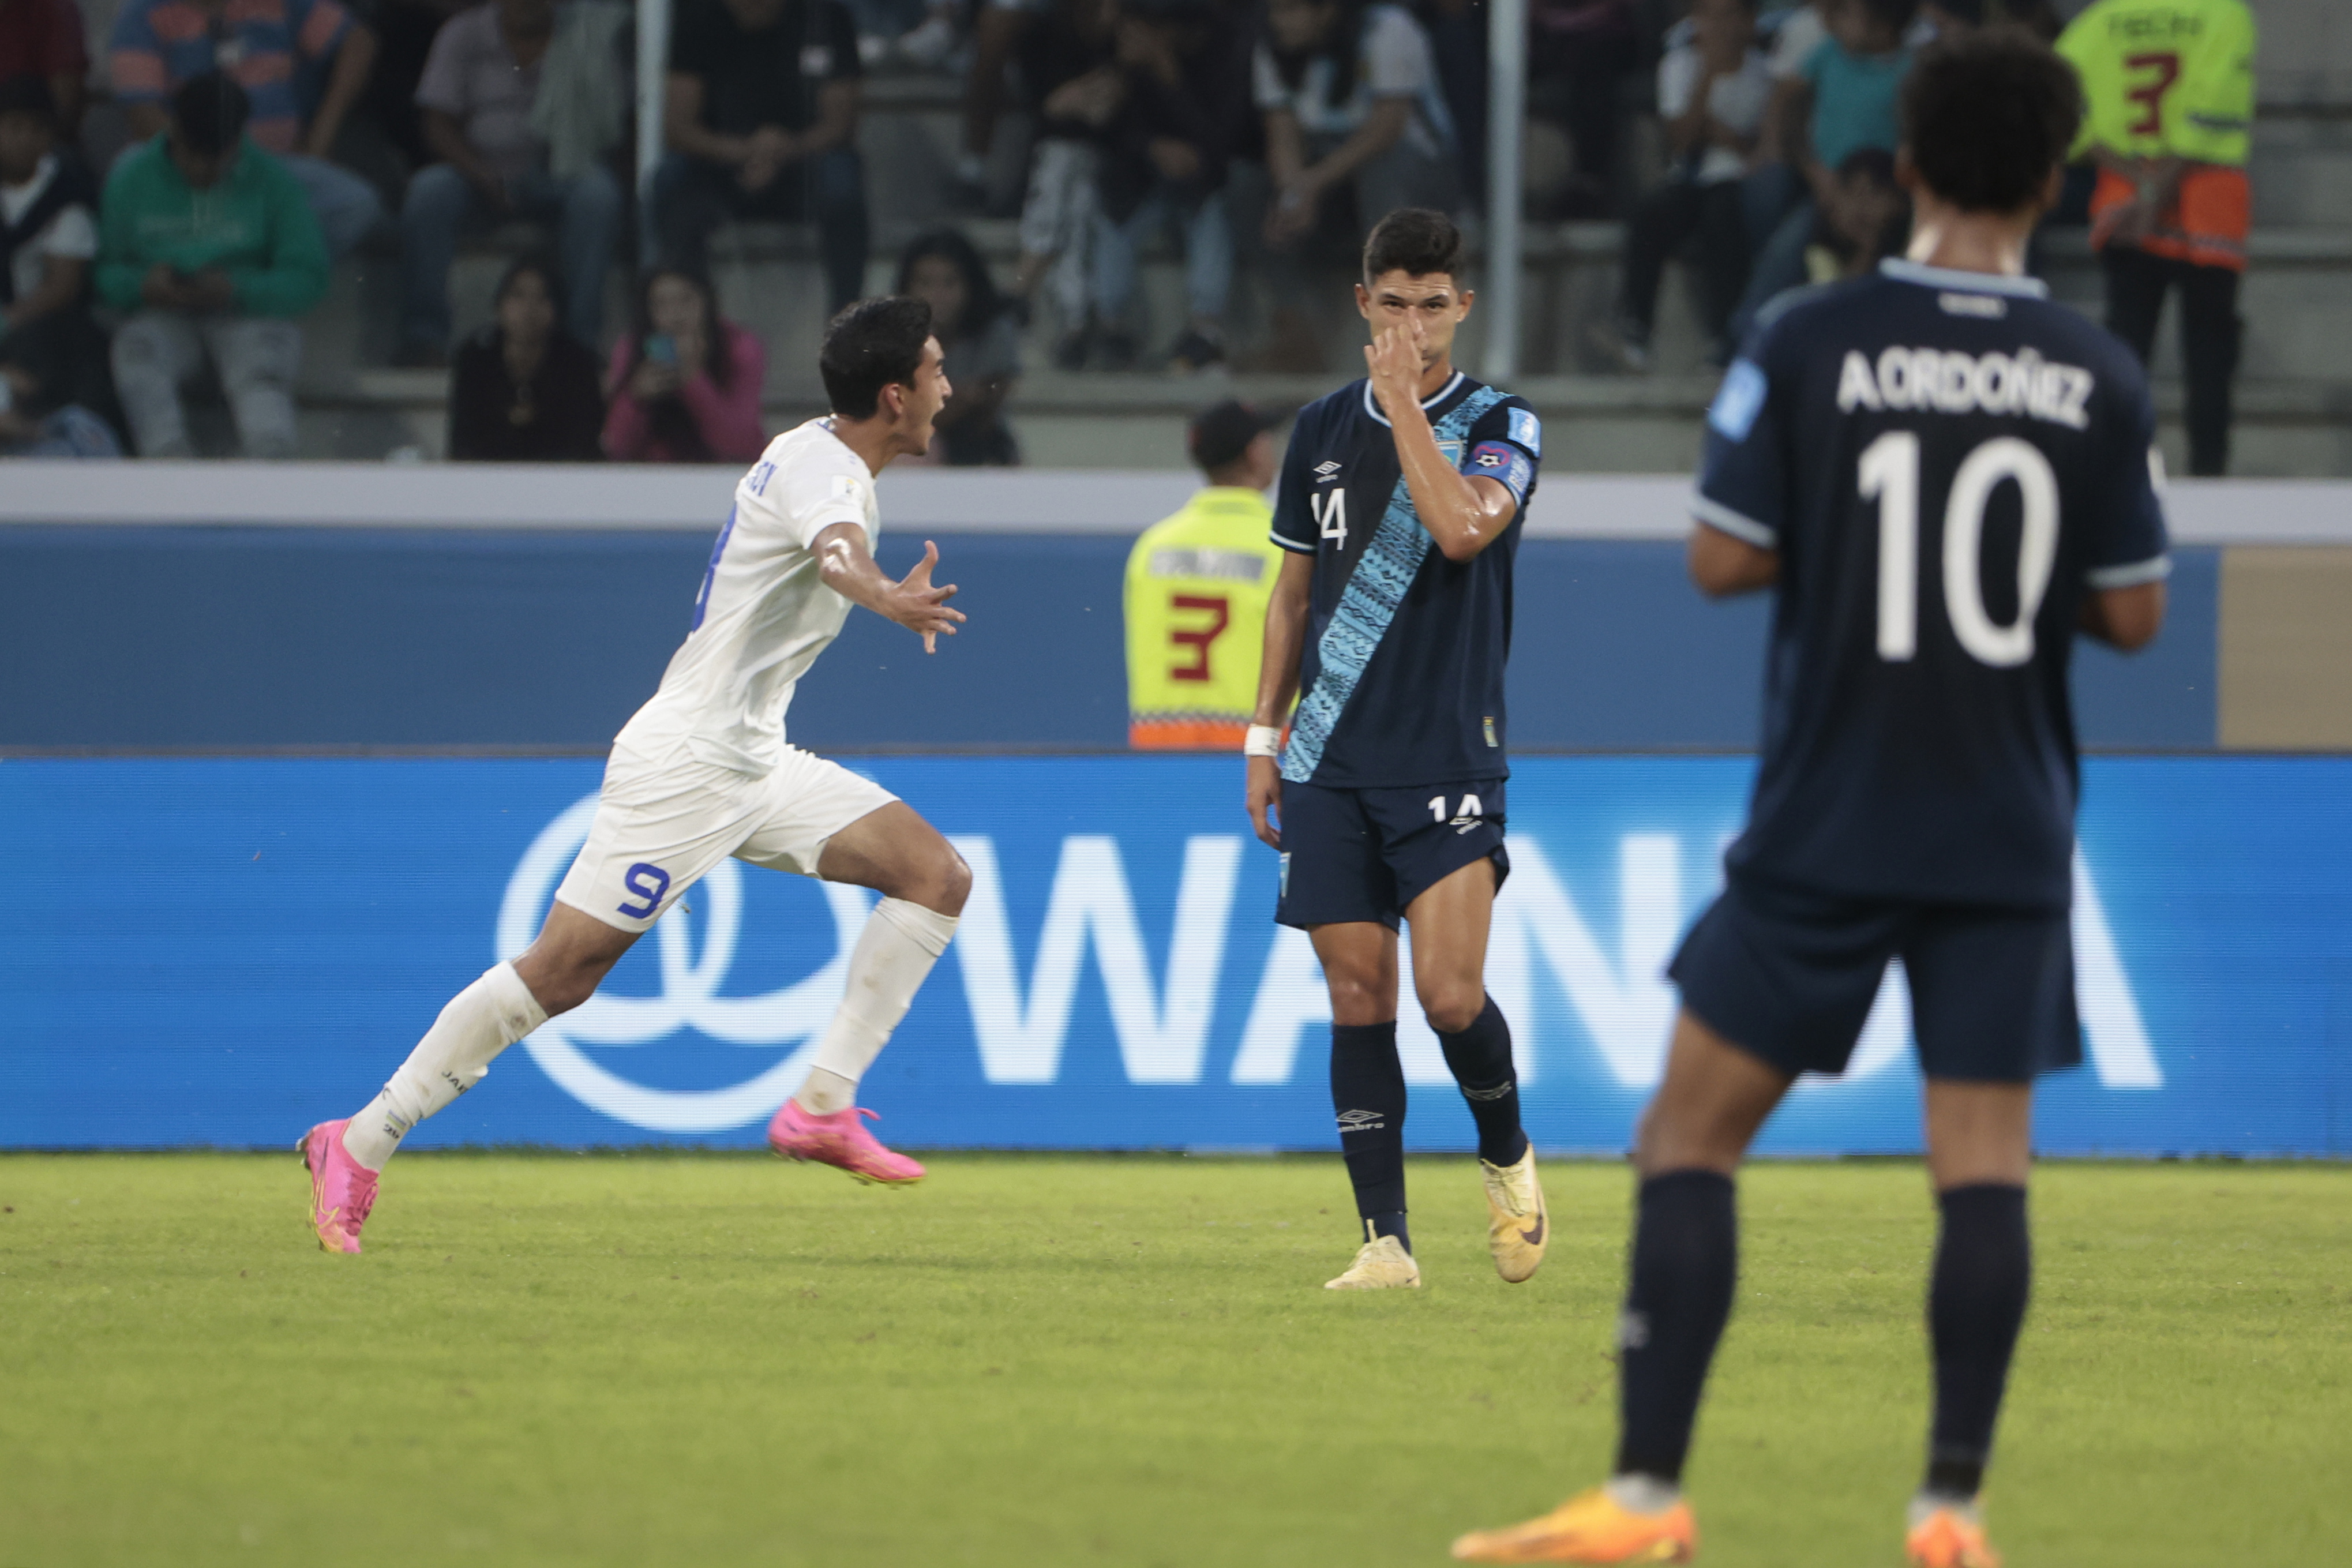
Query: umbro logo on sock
[[1336, 1108, 1386, 1132], [1462, 1081, 1514, 1102]]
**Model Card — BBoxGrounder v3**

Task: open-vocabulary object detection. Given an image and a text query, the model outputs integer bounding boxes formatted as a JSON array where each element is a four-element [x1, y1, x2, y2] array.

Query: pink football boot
[[299, 1119, 378, 1254], [767, 1101, 926, 1186]]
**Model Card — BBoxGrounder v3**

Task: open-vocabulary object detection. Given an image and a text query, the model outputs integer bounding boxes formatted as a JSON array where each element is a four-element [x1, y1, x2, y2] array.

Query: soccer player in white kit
[[302, 298, 974, 1254]]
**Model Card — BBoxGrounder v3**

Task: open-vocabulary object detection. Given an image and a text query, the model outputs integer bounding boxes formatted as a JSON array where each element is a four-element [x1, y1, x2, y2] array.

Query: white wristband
[[1243, 725, 1284, 759]]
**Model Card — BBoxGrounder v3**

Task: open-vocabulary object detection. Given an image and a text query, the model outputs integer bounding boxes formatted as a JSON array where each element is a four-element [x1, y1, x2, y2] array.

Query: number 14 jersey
[[1697, 258, 2171, 910], [1271, 372, 1543, 790]]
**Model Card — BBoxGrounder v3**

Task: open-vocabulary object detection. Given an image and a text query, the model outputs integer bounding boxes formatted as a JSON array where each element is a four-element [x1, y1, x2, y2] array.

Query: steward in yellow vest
[[1124, 400, 1285, 749]]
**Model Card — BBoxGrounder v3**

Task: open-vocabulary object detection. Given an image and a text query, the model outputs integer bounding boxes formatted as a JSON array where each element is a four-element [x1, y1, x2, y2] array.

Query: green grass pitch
[[1, 1154, 2346, 1567]]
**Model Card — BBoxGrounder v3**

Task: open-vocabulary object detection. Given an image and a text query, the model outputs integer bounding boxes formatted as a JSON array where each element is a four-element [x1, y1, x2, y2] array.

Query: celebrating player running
[[1454, 33, 2170, 1567], [1244, 209, 1549, 1293], [303, 299, 975, 1254]]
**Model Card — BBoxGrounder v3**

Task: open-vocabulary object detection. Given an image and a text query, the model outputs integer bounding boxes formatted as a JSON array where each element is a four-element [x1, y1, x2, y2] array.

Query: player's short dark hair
[[1362, 208, 1463, 284], [1902, 31, 2083, 213], [170, 72, 250, 156], [820, 296, 935, 419]]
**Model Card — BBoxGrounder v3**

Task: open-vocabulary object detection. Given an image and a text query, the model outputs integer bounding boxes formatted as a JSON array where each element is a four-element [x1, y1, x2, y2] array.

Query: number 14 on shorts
[[1430, 793, 1485, 828]]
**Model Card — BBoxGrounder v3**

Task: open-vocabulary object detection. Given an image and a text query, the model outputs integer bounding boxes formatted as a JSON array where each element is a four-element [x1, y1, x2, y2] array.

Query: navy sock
[[1615, 1170, 1738, 1484], [1437, 995, 1528, 1167], [1330, 1021, 1408, 1249], [1925, 1184, 2031, 1500]]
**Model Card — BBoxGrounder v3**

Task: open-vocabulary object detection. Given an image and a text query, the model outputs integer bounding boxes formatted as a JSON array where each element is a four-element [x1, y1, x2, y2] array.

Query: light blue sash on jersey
[[1281, 384, 1507, 784]]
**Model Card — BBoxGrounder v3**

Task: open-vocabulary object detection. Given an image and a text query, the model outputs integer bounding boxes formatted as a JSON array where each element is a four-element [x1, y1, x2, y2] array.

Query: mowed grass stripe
[[0, 1156, 2344, 1567]]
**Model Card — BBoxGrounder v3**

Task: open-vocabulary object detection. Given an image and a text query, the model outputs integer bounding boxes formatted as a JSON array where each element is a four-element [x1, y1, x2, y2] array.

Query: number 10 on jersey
[[1861, 432, 2059, 669]]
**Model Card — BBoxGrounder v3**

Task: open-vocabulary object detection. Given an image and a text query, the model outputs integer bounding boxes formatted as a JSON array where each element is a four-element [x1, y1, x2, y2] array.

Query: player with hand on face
[[1245, 208, 1547, 1293], [1454, 32, 2167, 1567], [302, 298, 974, 1254]]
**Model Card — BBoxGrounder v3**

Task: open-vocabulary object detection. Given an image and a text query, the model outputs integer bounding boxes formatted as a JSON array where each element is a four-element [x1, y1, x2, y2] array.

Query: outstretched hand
[[892, 539, 965, 654], [1364, 313, 1428, 418]]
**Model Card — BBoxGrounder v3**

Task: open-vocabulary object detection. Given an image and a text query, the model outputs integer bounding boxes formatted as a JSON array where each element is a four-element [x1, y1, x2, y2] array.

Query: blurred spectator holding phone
[[897, 227, 1022, 465], [0, 73, 118, 455], [1092, 0, 1250, 372], [655, 0, 868, 313], [2058, 0, 2255, 476], [107, 0, 384, 257], [394, 0, 626, 365], [1591, 0, 1770, 371], [1239, 0, 1456, 370], [0, 0, 87, 137], [99, 74, 327, 457], [447, 250, 604, 460], [602, 263, 767, 463]]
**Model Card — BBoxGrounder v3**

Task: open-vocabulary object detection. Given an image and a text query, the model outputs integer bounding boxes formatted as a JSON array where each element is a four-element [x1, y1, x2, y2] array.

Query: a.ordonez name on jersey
[[1836, 345, 2095, 429]]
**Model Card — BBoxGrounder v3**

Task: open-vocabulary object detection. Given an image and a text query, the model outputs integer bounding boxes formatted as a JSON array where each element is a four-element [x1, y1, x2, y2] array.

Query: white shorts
[[554, 744, 899, 933]]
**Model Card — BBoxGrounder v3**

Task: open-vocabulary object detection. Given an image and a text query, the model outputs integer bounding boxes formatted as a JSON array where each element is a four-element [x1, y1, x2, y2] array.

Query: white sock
[[794, 898, 958, 1115], [343, 962, 548, 1169], [1605, 1474, 1682, 1516]]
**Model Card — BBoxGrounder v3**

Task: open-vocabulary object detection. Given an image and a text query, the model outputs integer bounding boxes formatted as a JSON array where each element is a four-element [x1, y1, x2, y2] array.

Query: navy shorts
[[1668, 874, 2081, 1084], [1274, 779, 1509, 930]]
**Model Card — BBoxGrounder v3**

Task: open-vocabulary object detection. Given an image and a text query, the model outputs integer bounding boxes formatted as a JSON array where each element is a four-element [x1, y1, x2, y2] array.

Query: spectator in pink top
[[602, 263, 766, 463]]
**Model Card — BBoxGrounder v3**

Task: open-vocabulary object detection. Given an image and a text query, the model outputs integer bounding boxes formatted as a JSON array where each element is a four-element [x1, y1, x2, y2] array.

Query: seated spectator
[[1801, 143, 1906, 281], [1240, 0, 1456, 370], [366, 0, 471, 171], [107, 0, 384, 257], [655, 0, 868, 313], [1003, 0, 1120, 368], [896, 226, 1019, 464], [1732, 0, 1913, 343], [1, 74, 117, 440], [1526, 0, 1642, 217], [396, 0, 625, 365], [99, 74, 327, 457], [0, 0, 87, 137], [602, 263, 767, 463], [1093, 0, 1250, 370], [1590, 0, 1769, 371], [447, 250, 602, 460], [2060, 0, 2255, 477], [0, 363, 117, 452]]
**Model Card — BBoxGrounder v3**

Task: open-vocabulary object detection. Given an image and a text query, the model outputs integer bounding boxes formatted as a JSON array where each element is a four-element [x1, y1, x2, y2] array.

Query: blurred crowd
[[0, 0, 2250, 469]]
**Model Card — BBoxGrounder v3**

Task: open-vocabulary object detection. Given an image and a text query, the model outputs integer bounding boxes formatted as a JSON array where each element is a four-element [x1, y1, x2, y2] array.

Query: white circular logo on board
[[498, 793, 865, 1132]]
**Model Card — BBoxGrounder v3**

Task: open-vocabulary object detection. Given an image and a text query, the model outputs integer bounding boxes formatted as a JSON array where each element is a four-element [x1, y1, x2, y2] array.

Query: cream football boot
[[1481, 1145, 1549, 1283], [1324, 1226, 1422, 1290]]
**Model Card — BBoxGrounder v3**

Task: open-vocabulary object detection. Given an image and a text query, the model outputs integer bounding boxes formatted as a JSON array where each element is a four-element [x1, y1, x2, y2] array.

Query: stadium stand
[[27, 0, 2352, 474]]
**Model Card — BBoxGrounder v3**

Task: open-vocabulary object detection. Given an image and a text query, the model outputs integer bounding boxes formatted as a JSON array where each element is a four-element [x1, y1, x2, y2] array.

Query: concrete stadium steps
[[297, 363, 2350, 481]]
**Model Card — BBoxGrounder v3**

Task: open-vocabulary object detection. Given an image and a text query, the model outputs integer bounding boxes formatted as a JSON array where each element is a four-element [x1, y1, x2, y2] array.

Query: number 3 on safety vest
[[1312, 490, 1347, 549]]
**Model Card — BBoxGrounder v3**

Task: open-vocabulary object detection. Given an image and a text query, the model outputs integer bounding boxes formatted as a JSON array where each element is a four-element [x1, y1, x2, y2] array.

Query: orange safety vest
[[2090, 163, 2250, 272]]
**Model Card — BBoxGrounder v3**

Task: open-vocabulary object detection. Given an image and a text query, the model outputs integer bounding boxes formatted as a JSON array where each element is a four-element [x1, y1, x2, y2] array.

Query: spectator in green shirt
[[99, 72, 327, 457]]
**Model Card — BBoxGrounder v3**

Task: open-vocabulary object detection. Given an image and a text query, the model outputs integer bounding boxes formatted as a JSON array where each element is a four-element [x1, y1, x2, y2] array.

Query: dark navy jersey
[[1271, 372, 1543, 789], [1699, 258, 2170, 910]]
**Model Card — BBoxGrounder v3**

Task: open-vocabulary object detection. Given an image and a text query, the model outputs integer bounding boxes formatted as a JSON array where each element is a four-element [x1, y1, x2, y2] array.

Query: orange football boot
[[1451, 1487, 1697, 1564], [1906, 1505, 2000, 1568]]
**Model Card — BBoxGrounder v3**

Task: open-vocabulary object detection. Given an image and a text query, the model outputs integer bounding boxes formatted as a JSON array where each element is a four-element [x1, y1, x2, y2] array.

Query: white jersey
[[613, 419, 879, 777]]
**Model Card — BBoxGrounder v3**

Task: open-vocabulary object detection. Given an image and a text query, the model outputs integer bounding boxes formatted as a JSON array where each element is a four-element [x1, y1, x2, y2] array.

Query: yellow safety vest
[[1123, 486, 1282, 750]]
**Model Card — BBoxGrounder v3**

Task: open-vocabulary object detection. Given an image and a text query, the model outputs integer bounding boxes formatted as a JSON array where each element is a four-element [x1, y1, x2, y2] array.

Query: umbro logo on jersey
[[1336, 1108, 1386, 1132], [1314, 460, 1343, 483]]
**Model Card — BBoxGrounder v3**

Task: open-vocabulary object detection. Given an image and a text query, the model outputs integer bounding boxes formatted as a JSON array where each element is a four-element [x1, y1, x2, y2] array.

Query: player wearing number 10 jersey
[[1455, 34, 2169, 1568], [1244, 210, 1548, 1295]]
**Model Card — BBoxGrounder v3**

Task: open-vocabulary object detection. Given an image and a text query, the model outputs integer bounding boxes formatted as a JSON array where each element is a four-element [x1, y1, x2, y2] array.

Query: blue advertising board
[[3, 756, 2345, 1155]]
